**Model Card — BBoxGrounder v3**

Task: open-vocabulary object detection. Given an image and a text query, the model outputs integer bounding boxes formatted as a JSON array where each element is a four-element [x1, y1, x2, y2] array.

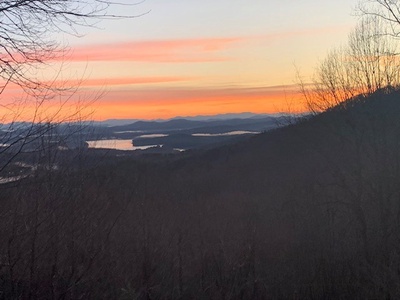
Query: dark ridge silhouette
[[1, 87, 400, 299]]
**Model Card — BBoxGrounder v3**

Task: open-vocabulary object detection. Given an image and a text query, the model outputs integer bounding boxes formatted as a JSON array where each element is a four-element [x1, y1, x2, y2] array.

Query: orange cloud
[[0, 76, 196, 100]]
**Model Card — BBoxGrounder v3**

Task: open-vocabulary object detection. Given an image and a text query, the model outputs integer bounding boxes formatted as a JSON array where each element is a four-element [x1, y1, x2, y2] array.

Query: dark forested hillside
[[1, 88, 400, 299]]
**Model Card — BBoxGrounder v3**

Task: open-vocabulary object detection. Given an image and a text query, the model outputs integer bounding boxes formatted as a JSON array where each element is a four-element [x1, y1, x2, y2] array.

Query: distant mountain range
[[108, 117, 280, 133], [1, 112, 299, 153], [94, 112, 297, 127], [89, 115, 290, 151]]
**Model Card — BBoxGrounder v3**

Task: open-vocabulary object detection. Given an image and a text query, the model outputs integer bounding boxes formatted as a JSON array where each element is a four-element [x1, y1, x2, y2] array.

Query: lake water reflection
[[86, 139, 159, 151], [192, 131, 259, 137]]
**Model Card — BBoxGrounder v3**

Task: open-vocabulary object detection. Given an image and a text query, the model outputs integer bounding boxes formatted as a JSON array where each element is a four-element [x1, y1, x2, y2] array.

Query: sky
[[5, 0, 361, 121]]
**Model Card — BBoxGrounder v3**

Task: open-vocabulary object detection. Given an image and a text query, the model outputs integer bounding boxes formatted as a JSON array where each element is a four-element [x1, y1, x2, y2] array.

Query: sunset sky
[[7, 0, 361, 121]]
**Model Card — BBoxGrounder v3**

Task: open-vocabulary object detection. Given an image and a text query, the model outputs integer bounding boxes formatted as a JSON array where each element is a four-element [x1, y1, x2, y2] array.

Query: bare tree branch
[[303, 16, 400, 113]]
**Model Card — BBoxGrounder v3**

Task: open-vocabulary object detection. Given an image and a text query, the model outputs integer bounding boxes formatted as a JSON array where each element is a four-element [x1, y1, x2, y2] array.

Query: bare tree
[[0, 1, 144, 178], [302, 16, 400, 113], [0, 0, 144, 94], [358, 0, 400, 37], [299, 8, 400, 296]]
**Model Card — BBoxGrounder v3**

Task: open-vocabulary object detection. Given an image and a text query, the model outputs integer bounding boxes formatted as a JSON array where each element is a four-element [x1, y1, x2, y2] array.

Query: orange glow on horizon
[[90, 86, 306, 120], [0, 27, 351, 123], [0, 85, 306, 122]]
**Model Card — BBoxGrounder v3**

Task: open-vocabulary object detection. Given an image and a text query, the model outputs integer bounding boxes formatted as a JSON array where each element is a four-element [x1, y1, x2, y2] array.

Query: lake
[[86, 139, 160, 151], [191, 131, 259, 137]]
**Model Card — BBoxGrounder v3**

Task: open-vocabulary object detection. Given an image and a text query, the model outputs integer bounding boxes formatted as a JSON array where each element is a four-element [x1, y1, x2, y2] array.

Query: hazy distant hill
[[111, 116, 280, 133], [87, 116, 283, 151], [95, 112, 287, 127], [1, 114, 287, 154], [171, 112, 287, 121]]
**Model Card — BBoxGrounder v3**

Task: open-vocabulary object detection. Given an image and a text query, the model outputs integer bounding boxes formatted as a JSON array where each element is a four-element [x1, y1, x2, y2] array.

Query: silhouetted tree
[[0, 0, 143, 175], [358, 0, 400, 36], [0, 0, 143, 94], [302, 16, 400, 112]]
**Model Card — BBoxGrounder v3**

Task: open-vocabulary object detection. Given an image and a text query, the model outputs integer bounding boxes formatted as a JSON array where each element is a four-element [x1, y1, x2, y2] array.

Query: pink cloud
[[59, 26, 347, 64], [70, 76, 196, 87], [65, 38, 243, 63]]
